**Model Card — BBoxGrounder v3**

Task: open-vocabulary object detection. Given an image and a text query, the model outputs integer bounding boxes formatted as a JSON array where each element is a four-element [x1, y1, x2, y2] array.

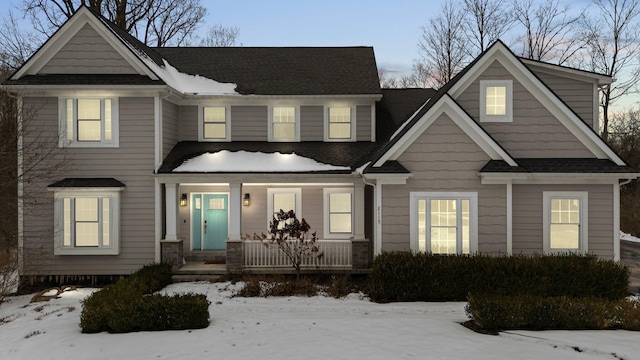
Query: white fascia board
[[13, 7, 157, 80], [155, 173, 358, 184], [448, 43, 625, 165], [373, 96, 516, 167], [362, 173, 412, 185], [178, 94, 381, 105], [480, 172, 640, 185]]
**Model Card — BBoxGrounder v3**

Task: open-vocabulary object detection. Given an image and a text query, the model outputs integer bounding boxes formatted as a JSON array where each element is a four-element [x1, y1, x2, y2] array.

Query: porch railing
[[243, 239, 352, 269]]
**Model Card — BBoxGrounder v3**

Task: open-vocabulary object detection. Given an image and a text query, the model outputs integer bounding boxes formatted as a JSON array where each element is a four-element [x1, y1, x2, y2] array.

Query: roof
[[48, 178, 126, 188], [158, 141, 382, 174], [154, 47, 381, 95], [7, 74, 162, 85], [363, 161, 409, 174], [480, 159, 637, 173], [376, 88, 435, 141]]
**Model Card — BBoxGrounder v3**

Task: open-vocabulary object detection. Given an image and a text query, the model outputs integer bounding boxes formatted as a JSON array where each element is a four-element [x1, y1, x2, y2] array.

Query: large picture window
[[543, 192, 588, 253], [61, 97, 118, 147], [410, 192, 478, 254], [54, 190, 121, 255]]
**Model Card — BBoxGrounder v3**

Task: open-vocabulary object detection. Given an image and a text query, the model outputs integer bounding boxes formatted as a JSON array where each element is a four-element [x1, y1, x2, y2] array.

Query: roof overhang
[[520, 58, 612, 85], [362, 173, 413, 185], [155, 173, 360, 184], [480, 172, 640, 184]]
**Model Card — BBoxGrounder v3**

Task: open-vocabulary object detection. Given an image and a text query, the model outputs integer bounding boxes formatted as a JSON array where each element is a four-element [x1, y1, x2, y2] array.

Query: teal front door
[[191, 193, 228, 250]]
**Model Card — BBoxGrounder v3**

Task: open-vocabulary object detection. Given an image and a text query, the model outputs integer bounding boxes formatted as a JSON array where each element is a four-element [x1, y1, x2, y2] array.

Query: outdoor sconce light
[[243, 193, 251, 206], [180, 193, 188, 207]]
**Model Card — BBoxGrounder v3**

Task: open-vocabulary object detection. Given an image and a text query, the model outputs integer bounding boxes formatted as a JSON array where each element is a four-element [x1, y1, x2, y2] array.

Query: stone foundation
[[161, 239, 184, 269], [226, 239, 243, 273], [352, 239, 370, 270]]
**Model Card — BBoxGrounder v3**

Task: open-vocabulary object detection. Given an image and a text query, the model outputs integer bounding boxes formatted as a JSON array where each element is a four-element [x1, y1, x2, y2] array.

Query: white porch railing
[[243, 240, 352, 269]]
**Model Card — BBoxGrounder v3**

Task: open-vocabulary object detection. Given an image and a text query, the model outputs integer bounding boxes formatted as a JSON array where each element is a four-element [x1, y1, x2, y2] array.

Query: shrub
[[368, 252, 629, 302], [234, 276, 318, 297], [80, 262, 210, 333], [466, 294, 640, 331]]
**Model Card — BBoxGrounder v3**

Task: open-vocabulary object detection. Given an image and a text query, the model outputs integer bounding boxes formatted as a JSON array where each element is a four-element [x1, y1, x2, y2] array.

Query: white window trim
[[409, 191, 478, 254], [53, 189, 121, 255], [59, 97, 119, 148], [324, 106, 356, 142], [268, 106, 300, 142], [198, 105, 231, 141], [266, 188, 302, 227], [543, 191, 588, 254], [323, 187, 354, 239], [479, 80, 512, 123]]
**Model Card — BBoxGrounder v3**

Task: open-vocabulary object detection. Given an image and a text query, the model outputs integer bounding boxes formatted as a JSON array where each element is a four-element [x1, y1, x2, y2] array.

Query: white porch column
[[229, 183, 242, 240], [354, 182, 366, 240], [164, 183, 178, 240]]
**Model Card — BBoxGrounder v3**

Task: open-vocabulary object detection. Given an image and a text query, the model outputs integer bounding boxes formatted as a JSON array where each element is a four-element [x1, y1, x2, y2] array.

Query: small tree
[[247, 210, 323, 280]]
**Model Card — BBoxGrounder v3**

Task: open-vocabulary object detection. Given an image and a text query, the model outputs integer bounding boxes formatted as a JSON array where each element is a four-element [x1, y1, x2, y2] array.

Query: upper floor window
[[61, 97, 118, 147], [201, 106, 229, 141], [270, 106, 298, 141], [326, 107, 354, 141], [480, 80, 512, 122]]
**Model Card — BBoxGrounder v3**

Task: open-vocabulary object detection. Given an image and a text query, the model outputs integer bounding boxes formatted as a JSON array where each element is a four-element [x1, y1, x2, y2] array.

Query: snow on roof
[[172, 150, 352, 172], [144, 58, 239, 95]]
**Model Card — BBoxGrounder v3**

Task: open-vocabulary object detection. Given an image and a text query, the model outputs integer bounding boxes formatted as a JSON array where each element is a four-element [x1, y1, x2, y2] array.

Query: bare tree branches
[[462, 0, 514, 55], [417, 0, 468, 88], [513, 0, 586, 65], [0, 10, 41, 71], [583, 0, 640, 140], [195, 24, 240, 47]]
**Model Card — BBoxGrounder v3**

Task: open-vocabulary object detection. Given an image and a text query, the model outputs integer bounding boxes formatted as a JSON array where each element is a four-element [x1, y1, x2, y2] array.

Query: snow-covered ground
[[621, 231, 640, 243], [0, 282, 637, 360]]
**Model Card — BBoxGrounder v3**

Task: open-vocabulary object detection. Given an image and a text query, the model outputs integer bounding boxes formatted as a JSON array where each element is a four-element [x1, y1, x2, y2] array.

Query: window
[[410, 192, 477, 254], [267, 188, 302, 228], [327, 107, 353, 140], [323, 188, 354, 238], [61, 98, 118, 147], [543, 192, 588, 253], [270, 107, 298, 141], [480, 80, 512, 122], [202, 106, 228, 140], [54, 190, 121, 255]]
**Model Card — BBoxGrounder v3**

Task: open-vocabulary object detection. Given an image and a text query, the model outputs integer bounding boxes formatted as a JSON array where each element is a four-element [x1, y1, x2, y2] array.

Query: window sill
[[54, 247, 120, 256]]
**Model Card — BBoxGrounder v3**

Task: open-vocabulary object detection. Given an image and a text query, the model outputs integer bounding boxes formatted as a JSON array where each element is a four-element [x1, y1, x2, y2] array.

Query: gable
[[454, 60, 594, 158], [39, 23, 137, 74]]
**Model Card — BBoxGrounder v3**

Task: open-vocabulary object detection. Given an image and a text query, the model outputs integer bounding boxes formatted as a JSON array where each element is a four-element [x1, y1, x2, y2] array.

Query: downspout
[[154, 90, 174, 262], [614, 178, 633, 262]]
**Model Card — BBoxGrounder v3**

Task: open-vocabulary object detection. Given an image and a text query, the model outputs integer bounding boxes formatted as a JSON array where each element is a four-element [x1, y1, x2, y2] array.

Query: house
[[5, 6, 638, 281]]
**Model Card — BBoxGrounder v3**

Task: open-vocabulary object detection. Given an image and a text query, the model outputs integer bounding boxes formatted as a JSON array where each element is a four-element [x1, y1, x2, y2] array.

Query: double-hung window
[[270, 107, 298, 141], [267, 188, 302, 229], [327, 107, 353, 140], [543, 192, 588, 253], [61, 97, 118, 147], [410, 192, 478, 254], [480, 80, 512, 122], [53, 190, 121, 255], [323, 188, 354, 238], [201, 106, 229, 141]]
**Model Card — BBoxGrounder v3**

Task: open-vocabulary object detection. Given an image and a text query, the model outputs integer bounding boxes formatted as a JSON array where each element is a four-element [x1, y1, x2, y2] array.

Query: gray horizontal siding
[[381, 114, 507, 254], [512, 184, 614, 258], [40, 24, 136, 74], [178, 105, 198, 141], [531, 70, 595, 129], [356, 105, 372, 141], [455, 60, 594, 158], [22, 97, 156, 276], [231, 106, 268, 141], [162, 100, 179, 158], [300, 106, 323, 141]]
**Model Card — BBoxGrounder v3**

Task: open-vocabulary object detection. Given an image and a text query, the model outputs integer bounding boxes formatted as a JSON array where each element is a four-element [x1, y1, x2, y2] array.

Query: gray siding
[[231, 106, 268, 141], [300, 106, 324, 141], [40, 24, 136, 74], [356, 105, 372, 141], [530, 70, 595, 129], [162, 100, 178, 158], [22, 97, 156, 275], [455, 60, 594, 158], [178, 105, 197, 141], [381, 114, 507, 253], [512, 184, 614, 259]]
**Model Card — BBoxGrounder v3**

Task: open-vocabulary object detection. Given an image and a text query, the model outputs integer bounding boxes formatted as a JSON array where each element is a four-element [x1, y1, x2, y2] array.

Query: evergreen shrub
[[368, 252, 629, 302], [80, 263, 210, 333], [466, 294, 640, 330]]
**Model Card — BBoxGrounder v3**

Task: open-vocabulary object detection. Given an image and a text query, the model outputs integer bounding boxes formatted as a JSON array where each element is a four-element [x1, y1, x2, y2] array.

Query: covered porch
[[157, 175, 371, 273]]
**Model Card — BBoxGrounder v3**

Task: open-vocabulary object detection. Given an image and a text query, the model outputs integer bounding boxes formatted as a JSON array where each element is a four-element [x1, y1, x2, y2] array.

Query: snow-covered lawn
[[0, 282, 637, 360]]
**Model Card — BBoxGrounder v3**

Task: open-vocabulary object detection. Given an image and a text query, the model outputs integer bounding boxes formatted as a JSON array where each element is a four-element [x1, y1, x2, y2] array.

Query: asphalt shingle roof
[[481, 159, 637, 173], [48, 178, 126, 188]]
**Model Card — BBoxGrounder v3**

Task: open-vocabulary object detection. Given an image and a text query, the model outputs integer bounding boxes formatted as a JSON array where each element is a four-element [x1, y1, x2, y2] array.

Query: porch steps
[[172, 262, 228, 283]]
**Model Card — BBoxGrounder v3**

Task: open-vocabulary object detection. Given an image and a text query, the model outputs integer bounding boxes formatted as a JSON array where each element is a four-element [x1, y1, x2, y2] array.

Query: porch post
[[354, 182, 366, 240], [228, 183, 242, 240], [165, 183, 178, 240]]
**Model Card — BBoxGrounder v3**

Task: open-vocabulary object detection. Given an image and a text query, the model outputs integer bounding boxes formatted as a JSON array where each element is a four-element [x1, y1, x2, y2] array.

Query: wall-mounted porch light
[[243, 193, 251, 206], [180, 193, 188, 207]]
